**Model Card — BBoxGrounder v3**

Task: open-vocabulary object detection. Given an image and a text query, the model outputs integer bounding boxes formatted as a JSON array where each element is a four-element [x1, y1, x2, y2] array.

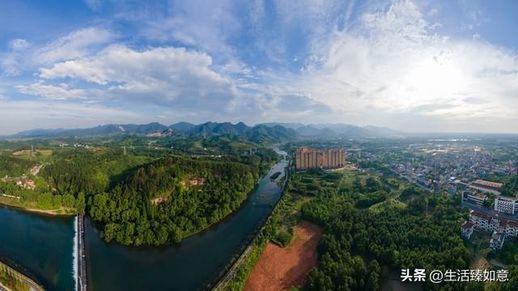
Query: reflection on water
[[0, 207, 75, 291], [86, 157, 288, 291]]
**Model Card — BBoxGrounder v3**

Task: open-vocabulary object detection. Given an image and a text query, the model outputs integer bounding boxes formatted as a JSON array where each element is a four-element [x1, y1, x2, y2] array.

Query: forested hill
[[88, 156, 265, 246], [11, 121, 297, 143], [0, 154, 36, 177]]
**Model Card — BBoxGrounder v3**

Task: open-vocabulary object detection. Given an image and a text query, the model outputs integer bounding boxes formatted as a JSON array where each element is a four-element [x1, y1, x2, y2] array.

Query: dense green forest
[[0, 154, 36, 177], [0, 140, 277, 230], [501, 175, 518, 197], [36, 146, 277, 245], [302, 195, 468, 290], [228, 166, 517, 291], [41, 149, 152, 195], [88, 156, 264, 245], [298, 170, 518, 291], [495, 237, 518, 265]]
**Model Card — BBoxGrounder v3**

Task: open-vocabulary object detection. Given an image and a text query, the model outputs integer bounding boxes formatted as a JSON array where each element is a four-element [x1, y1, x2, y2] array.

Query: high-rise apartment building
[[295, 147, 346, 170]]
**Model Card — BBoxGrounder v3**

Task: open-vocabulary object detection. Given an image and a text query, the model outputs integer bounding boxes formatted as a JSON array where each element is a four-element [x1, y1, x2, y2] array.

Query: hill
[[88, 156, 264, 246], [11, 121, 297, 143], [10, 121, 401, 141], [261, 123, 402, 138], [13, 123, 169, 138]]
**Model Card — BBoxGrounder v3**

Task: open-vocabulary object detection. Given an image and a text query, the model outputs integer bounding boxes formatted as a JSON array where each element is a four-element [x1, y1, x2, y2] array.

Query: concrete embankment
[[0, 259, 45, 291]]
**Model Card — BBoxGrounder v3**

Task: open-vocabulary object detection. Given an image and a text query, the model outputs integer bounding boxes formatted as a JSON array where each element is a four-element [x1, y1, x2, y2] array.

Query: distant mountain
[[260, 122, 305, 130], [182, 122, 296, 143], [11, 121, 297, 143], [11, 121, 401, 141], [363, 125, 402, 137], [189, 122, 249, 136], [13, 122, 169, 138], [295, 125, 337, 137], [246, 125, 297, 143], [13, 128, 70, 138], [260, 122, 402, 138], [170, 122, 195, 133]]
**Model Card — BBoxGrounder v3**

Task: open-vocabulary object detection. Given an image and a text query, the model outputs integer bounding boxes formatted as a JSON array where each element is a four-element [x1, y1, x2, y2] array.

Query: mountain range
[[8, 121, 402, 141]]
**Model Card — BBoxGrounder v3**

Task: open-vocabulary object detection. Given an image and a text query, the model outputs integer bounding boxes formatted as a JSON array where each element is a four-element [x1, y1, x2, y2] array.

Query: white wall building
[[494, 196, 518, 215]]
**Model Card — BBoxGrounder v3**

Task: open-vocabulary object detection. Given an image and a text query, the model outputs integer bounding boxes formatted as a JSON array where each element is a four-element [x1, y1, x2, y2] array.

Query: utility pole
[[123, 145, 127, 156]]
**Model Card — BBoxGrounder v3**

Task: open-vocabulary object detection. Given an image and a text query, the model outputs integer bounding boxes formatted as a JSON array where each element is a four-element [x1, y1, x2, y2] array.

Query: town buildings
[[295, 147, 346, 170], [462, 191, 487, 206], [469, 179, 503, 195], [494, 196, 518, 215], [462, 210, 518, 249]]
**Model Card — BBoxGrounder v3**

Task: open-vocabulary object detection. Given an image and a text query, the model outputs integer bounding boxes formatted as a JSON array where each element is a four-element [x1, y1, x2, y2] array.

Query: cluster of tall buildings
[[295, 147, 346, 170]]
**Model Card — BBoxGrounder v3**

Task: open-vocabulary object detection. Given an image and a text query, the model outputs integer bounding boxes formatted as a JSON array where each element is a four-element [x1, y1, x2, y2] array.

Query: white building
[[494, 196, 518, 215], [468, 210, 518, 249]]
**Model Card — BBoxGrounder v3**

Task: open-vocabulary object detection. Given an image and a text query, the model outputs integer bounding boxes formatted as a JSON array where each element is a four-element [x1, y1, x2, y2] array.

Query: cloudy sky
[[1, 0, 517, 134]]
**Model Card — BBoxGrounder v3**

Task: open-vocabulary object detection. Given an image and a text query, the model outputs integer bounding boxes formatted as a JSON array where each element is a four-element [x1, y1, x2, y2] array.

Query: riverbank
[[0, 199, 77, 217], [85, 156, 289, 291], [0, 259, 45, 291], [212, 160, 290, 290]]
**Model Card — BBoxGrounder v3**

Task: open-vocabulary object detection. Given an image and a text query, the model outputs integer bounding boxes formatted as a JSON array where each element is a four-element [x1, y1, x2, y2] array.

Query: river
[[0, 150, 288, 291], [0, 207, 75, 291]]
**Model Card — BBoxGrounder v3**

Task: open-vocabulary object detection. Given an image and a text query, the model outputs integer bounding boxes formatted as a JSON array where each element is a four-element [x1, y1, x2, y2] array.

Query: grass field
[[12, 149, 53, 160]]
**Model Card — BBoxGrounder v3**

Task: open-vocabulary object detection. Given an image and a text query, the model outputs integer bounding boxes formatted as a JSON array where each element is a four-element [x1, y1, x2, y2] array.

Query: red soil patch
[[245, 221, 323, 291]]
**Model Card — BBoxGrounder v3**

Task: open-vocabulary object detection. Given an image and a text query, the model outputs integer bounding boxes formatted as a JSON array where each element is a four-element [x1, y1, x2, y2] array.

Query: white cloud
[[2, 39, 31, 76], [1, 27, 114, 76], [261, 0, 518, 132], [35, 27, 114, 64], [8, 39, 30, 50], [3, 0, 518, 133], [18, 82, 87, 100], [138, 0, 240, 58], [27, 45, 239, 110]]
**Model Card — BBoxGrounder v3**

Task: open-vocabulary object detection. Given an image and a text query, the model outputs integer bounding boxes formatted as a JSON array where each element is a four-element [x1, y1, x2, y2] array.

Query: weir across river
[[77, 215, 87, 291]]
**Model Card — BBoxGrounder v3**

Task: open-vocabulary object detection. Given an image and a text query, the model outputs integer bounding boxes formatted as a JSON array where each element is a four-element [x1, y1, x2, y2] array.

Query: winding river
[[0, 150, 288, 291]]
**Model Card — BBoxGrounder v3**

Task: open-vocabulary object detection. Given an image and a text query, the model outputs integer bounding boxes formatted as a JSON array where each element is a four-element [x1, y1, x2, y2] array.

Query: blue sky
[[1, 0, 518, 134]]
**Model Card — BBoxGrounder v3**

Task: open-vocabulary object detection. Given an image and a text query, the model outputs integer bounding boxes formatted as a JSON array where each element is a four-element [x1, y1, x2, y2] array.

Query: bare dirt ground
[[245, 221, 323, 291]]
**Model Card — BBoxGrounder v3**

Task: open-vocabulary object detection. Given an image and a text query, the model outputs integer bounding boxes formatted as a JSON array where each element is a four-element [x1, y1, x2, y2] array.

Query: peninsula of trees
[[0, 132, 278, 245], [89, 156, 262, 245]]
